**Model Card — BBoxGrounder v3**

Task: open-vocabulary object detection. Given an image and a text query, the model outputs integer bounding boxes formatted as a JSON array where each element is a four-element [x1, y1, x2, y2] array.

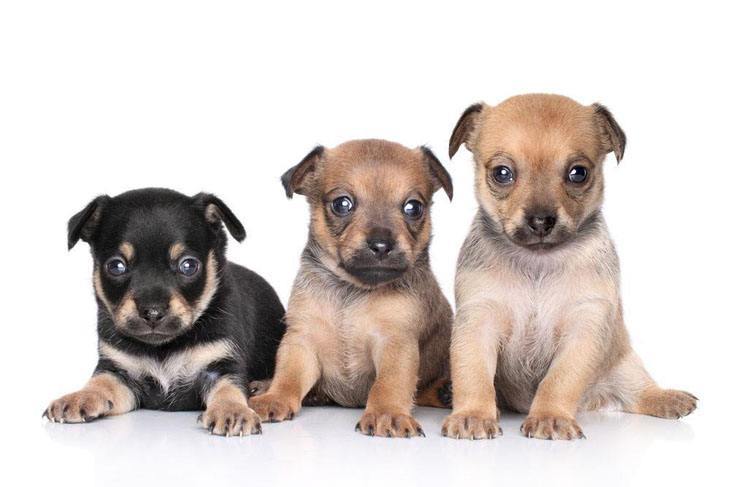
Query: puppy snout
[[366, 229, 395, 259], [140, 304, 168, 326], [526, 213, 557, 238]]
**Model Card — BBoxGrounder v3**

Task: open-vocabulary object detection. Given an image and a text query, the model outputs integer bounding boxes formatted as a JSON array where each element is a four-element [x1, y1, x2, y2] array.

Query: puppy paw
[[44, 390, 113, 423], [441, 412, 502, 440], [249, 393, 300, 422], [637, 389, 698, 419], [199, 401, 262, 436], [355, 410, 425, 438], [248, 380, 272, 397], [521, 414, 585, 440]]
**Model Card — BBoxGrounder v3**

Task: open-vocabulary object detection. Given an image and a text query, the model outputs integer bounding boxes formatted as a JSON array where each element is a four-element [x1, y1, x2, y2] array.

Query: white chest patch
[[99, 340, 236, 394]]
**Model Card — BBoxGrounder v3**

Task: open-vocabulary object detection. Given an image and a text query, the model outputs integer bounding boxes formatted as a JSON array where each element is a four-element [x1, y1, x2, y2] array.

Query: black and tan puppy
[[44, 188, 285, 436], [443, 94, 697, 440], [249, 140, 453, 437]]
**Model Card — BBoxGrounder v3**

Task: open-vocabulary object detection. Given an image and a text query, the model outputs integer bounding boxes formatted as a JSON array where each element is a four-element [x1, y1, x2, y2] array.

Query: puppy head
[[282, 139, 452, 288], [68, 188, 245, 345], [449, 94, 625, 252]]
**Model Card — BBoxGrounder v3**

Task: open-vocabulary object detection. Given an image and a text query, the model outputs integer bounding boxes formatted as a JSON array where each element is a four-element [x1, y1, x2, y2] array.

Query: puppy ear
[[193, 193, 246, 242], [68, 195, 109, 250], [449, 102, 485, 158], [592, 103, 627, 163], [281, 145, 325, 198], [420, 146, 453, 201]]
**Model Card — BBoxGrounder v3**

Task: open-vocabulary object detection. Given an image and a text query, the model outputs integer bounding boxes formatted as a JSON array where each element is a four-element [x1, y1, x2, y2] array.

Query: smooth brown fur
[[443, 94, 696, 441], [250, 139, 453, 437]]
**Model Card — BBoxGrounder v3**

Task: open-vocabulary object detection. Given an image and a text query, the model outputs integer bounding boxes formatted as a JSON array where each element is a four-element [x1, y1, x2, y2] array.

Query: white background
[[1, 1, 728, 486]]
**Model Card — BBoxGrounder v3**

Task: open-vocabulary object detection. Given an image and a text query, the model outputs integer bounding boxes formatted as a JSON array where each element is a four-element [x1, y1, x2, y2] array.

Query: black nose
[[140, 305, 167, 326], [526, 213, 557, 237], [367, 238, 395, 258]]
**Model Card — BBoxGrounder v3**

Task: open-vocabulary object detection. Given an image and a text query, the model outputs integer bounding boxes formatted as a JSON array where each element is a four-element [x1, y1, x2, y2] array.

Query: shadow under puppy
[[44, 188, 286, 436], [443, 94, 697, 440], [250, 140, 453, 437]]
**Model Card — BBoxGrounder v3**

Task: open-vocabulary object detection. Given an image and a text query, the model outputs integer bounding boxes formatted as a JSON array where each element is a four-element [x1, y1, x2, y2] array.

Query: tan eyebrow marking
[[170, 242, 186, 261], [119, 242, 135, 261]]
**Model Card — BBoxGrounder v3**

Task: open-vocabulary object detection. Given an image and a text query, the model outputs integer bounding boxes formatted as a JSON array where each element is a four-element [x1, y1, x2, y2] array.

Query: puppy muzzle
[[341, 248, 409, 287], [510, 215, 574, 252], [120, 315, 185, 345]]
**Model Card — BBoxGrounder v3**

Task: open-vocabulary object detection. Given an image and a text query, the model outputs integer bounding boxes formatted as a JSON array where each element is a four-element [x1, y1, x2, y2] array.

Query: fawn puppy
[[250, 140, 453, 437], [443, 94, 697, 440]]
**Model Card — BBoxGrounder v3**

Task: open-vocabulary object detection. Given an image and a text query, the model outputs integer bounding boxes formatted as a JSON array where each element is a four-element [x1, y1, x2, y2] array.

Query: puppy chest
[[494, 284, 565, 405], [99, 340, 235, 408], [314, 316, 379, 407]]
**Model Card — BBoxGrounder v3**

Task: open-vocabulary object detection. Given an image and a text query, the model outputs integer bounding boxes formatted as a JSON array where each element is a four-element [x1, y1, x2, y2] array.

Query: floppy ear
[[68, 195, 109, 250], [281, 145, 324, 198], [193, 193, 246, 242], [592, 103, 627, 163], [449, 102, 485, 158], [420, 146, 453, 201]]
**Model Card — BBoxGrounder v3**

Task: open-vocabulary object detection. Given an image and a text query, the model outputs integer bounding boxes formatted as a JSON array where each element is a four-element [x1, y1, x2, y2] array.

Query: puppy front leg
[[442, 302, 503, 440], [250, 333, 321, 422], [44, 371, 136, 423], [356, 339, 422, 438], [200, 376, 261, 436], [521, 303, 610, 440]]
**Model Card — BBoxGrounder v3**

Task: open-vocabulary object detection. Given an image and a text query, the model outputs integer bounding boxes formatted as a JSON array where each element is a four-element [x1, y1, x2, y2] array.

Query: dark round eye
[[492, 165, 514, 185], [568, 165, 589, 184], [331, 196, 354, 216], [105, 257, 128, 277], [178, 257, 201, 277], [403, 199, 424, 219]]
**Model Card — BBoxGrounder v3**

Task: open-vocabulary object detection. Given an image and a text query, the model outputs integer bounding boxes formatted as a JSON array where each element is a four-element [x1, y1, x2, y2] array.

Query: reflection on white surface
[[33, 406, 707, 487]]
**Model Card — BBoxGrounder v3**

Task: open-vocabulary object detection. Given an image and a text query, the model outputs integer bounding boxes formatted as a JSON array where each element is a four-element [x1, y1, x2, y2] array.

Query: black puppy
[[44, 188, 286, 436]]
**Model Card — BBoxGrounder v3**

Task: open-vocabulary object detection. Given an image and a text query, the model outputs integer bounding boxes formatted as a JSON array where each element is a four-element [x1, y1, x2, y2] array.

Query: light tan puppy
[[443, 94, 697, 440], [250, 139, 453, 437]]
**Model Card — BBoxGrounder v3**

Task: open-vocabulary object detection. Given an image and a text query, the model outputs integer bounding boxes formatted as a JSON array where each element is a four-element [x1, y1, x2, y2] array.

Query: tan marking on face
[[119, 242, 135, 261], [193, 251, 219, 321], [116, 293, 138, 323], [169, 290, 193, 326], [93, 269, 113, 315], [169, 242, 185, 261], [94, 269, 139, 324], [164, 251, 218, 328]]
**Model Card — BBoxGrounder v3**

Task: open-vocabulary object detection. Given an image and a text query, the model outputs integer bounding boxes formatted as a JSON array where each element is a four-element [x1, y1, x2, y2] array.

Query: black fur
[[68, 188, 285, 411]]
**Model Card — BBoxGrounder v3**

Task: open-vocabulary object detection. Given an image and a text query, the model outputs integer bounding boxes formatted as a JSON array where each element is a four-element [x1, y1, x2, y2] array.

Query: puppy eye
[[568, 165, 589, 184], [492, 165, 515, 185], [331, 196, 354, 216], [105, 257, 128, 277], [178, 256, 201, 277], [402, 199, 424, 219]]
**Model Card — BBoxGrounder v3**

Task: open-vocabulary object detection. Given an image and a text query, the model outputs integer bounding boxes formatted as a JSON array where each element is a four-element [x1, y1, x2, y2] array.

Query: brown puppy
[[250, 139, 453, 437], [443, 94, 697, 440]]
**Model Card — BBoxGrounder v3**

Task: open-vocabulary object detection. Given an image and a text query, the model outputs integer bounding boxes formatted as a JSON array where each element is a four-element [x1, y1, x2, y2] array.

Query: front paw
[[199, 401, 262, 436], [441, 412, 502, 440], [44, 390, 113, 423], [521, 414, 585, 440], [249, 393, 300, 422], [355, 410, 425, 438]]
